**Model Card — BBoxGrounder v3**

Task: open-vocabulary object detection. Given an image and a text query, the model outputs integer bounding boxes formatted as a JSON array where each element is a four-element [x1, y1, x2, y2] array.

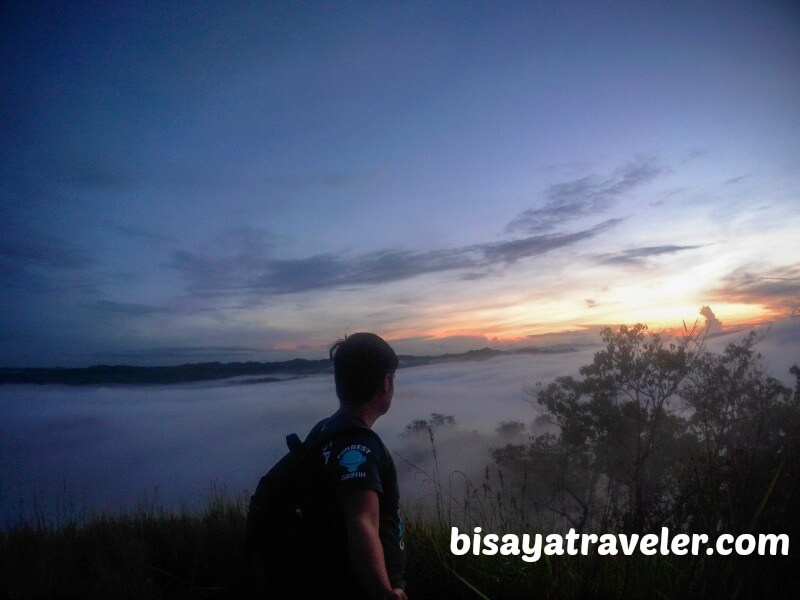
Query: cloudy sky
[[2, 1, 799, 367]]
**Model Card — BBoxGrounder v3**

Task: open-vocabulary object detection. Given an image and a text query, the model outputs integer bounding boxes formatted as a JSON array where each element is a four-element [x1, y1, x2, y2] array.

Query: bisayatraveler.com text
[[450, 527, 790, 562]]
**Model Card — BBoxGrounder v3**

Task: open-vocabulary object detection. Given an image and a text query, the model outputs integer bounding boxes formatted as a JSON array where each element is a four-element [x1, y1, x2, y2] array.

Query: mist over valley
[[3, 319, 797, 526]]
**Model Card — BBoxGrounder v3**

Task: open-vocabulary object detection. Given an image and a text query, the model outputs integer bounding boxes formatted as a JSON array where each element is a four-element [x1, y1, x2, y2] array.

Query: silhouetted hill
[[0, 345, 579, 386]]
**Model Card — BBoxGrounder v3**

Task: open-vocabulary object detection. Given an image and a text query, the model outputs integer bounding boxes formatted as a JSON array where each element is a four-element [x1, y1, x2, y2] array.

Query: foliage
[[404, 413, 457, 436], [493, 324, 800, 540], [679, 331, 800, 536], [494, 421, 527, 439]]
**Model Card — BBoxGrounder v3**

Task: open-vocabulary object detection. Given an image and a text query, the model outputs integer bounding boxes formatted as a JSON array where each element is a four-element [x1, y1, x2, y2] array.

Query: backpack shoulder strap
[[286, 433, 303, 453], [293, 419, 382, 456]]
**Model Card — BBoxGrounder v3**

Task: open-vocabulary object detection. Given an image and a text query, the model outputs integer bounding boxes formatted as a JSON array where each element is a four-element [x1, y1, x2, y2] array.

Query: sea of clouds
[[2, 320, 797, 525]]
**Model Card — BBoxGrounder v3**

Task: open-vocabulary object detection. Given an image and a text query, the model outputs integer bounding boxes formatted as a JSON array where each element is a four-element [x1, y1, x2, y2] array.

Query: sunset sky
[[2, 1, 799, 367]]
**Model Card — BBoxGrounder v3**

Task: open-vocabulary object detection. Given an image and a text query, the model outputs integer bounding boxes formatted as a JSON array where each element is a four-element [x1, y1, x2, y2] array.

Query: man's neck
[[337, 403, 380, 429]]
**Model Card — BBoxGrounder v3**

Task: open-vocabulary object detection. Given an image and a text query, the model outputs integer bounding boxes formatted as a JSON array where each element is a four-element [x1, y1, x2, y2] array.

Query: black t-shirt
[[305, 410, 406, 591]]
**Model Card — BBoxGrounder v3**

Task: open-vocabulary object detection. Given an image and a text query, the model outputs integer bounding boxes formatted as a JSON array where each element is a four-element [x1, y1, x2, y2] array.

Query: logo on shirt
[[337, 444, 372, 481], [339, 448, 367, 473]]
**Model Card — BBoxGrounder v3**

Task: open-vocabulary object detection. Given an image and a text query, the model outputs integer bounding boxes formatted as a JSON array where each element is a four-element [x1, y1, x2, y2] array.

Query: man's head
[[330, 332, 399, 408]]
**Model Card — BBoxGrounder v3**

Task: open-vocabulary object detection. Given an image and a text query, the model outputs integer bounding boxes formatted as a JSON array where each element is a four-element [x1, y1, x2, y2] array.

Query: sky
[[2, 1, 799, 367]]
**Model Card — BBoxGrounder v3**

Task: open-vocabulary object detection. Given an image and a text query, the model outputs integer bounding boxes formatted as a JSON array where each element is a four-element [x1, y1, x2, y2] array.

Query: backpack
[[245, 421, 379, 596]]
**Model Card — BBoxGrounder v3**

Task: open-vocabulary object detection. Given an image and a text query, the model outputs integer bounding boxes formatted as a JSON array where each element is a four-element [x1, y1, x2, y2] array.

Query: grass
[[1, 487, 247, 599], [4, 424, 797, 599], [3, 422, 797, 599], [2, 482, 797, 600]]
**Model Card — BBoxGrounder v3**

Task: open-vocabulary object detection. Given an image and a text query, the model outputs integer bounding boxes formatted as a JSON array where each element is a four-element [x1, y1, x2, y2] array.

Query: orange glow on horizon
[[266, 301, 780, 354], [384, 302, 779, 347]]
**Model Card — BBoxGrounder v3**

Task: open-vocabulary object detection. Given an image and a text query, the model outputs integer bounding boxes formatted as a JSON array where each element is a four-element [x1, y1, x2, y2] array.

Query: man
[[302, 332, 407, 600]]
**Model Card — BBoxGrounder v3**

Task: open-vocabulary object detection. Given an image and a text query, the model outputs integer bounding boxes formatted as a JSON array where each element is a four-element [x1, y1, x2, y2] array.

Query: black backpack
[[245, 421, 379, 596]]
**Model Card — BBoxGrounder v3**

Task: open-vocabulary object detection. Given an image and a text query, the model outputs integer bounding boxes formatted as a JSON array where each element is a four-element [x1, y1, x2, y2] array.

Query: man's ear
[[383, 372, 393, 394]]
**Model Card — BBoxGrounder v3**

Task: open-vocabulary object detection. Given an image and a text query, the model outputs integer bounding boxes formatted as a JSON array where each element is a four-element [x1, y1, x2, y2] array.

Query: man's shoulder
[[306, 416, 333, 441]]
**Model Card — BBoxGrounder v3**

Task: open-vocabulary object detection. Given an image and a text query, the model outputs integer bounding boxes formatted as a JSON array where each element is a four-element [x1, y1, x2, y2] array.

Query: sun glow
[[404, 298, 776, 348]]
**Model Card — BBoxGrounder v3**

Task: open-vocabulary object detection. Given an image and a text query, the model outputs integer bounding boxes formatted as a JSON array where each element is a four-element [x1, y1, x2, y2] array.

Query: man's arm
[[340, 490, 407, 600]]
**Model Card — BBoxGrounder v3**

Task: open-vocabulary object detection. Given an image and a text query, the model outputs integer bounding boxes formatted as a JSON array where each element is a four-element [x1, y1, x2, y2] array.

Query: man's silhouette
[[300, 332, 407, 600]]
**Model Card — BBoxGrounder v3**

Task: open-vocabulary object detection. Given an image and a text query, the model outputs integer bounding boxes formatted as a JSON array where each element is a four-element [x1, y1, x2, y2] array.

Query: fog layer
[[2, 321, 797, 524]]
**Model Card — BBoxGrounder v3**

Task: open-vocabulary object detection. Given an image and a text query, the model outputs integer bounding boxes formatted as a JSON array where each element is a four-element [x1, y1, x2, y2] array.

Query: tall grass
[[395, 424, 797, 600], [2, 442, 797, 599], [1, 486, 249, 599]]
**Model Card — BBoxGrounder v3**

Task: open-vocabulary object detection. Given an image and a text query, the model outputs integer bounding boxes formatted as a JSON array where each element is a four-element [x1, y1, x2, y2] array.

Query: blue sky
[[2, 1, 799, 366]]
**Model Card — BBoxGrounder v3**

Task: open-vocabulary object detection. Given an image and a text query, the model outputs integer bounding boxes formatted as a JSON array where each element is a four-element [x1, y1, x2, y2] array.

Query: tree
[[495, 324, 702, 532], [494, 323, 800, 538], [491, 324, 800, 597], [403, 413, 456, 436], [678, 332, 800, 534]]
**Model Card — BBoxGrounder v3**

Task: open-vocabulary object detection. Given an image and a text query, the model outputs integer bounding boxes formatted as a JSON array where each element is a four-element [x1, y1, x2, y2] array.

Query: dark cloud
[[0, 228, 93, 269], [159, 161, 642, 302], [460, 272, 492, 281], [256, 255, 351, 293], [167, 228, 277, 296], [482, 219, 622, 264], [506, 158, 663, 234], [97, 220, 177, 244], [0, 262, 54, 292], [91, 300, 179, 316], [168, 249, 273, 295], [171, 220, 622, 297], [0, 262, 102, 298], [216, 226, 274, 252], [0, 222, 104, 303], [43, 154, 373, 196], [725, 174, 751, 186], [585, 299, 596, 308], [707, 265, 800, 313], [238, 247, 477, 294], [596, 244, 703, 267], [540, 159, 591, 174]]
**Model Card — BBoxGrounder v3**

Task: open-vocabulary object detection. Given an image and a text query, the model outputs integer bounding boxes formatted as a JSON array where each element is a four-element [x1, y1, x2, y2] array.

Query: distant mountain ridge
[[0, 345, 579, 386]]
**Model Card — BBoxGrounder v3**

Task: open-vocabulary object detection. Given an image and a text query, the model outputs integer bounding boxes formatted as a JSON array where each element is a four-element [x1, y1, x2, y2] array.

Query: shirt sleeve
[[324, 431, 384, 496]]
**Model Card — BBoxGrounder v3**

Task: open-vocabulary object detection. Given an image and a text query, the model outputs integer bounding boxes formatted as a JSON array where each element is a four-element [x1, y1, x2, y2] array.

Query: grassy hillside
[[2, 490, 796, 600]]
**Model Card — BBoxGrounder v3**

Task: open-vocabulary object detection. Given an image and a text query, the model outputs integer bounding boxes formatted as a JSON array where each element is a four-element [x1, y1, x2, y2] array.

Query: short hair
[[329, 332, 399, 405]]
